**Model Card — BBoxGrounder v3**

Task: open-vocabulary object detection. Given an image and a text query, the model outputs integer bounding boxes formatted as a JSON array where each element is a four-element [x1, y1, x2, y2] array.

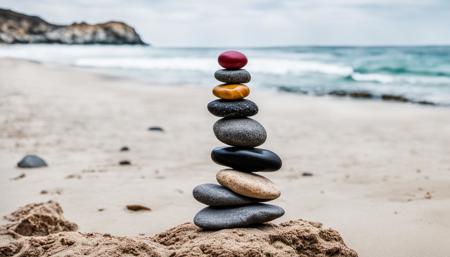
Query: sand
[[0, 58, 450, 256], [0, 201, 357, 256]]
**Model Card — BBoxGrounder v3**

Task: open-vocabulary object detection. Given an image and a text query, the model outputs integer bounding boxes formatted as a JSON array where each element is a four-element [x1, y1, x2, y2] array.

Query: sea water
[[1, 45, 449, 105]]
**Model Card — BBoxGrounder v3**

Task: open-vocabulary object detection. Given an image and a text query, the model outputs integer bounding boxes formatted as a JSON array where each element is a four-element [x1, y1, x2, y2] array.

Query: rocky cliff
[[0, 9, 147, 45]]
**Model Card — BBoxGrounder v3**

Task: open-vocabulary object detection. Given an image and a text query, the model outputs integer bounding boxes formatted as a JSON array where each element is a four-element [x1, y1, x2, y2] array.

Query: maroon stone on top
[[218, 51, 248, 70]]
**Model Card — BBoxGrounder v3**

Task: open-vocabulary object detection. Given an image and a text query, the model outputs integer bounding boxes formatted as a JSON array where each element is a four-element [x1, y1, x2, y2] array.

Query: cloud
[[1, 0, 449, 46]]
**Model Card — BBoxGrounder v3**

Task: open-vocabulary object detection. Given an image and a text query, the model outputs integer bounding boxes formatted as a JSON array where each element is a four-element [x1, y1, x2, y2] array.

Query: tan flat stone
[[216, 169, 280, 200]]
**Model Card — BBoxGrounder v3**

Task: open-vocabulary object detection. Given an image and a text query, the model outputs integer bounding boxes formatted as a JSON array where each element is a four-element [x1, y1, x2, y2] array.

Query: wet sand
[[1, 58, 450, 257]]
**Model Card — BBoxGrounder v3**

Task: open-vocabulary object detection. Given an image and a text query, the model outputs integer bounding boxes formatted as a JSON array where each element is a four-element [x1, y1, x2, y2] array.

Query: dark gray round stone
[[213, 118, 266, 147], [214, 69, 251, 83], [194, 203, 285, 230], [193, 183, 263, 206], [207, 99, 258, 118], [17, 155, 47, 168]]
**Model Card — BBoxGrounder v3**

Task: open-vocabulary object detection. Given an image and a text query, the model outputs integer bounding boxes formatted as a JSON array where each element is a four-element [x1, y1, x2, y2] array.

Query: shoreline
[[1, 58, 450, 256], [1, 43, 449, 108], [27, 56, 450, 108]]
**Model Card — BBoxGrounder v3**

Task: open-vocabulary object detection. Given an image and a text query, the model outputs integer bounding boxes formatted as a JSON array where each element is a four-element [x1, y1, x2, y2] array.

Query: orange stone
[[212, 84, 250, 100]]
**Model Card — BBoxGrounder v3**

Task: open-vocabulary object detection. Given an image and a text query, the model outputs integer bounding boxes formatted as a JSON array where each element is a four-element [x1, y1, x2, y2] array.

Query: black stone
[[119, 160, 131, 165], [120, 146, 129, 152], [17, 155, 47, 168], [214, 69, 251, 83], [213, 118, 266, 147], [193, 183, 263, 206], [148, 126, 164, 132], [211, 147, 282, 172], [207, 99, 258, 118], [193, 203, 285, 230]]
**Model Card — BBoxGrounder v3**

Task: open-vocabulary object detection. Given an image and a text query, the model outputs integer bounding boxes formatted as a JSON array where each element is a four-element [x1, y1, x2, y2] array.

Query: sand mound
[[3, 201, 78, 236], [0, 202, 357, 257], [153, 221, 357, 257]]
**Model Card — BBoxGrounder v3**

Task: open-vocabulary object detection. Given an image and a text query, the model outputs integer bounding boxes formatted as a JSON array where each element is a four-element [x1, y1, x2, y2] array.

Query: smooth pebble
[[211, 147, 282, 172], [212, 84, 249, 100], [218, 50, 248, 70], [207, 99, 258, 118], [193, 183, 263, 206], [214, 69, 251, 83], [213, 118, 266, 147], [194, 203, 284, 230], [216, 169, 281, 200], [17, 155, 47, 168]]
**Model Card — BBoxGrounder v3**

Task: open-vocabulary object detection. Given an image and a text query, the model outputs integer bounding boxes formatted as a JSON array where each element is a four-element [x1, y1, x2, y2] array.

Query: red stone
[[218, 51, 248, 69]]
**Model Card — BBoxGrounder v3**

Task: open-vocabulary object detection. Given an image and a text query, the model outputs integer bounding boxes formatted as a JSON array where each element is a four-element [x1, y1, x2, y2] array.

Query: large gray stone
[[214, 69, 251, 83], [207, 99, 258, 118], [17, 155, 47, 168], [193, 183, 262, 206], [213, 118, 266, 147], [193, 203, 285, 230]]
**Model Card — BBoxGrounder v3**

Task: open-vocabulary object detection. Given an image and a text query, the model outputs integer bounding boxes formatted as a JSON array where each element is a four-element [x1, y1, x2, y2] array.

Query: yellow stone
[[212, 84, 250, 100]]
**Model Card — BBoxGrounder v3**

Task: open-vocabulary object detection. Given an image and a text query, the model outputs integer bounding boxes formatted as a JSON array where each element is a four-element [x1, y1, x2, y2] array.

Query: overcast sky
[[1, 0, 449, 47]]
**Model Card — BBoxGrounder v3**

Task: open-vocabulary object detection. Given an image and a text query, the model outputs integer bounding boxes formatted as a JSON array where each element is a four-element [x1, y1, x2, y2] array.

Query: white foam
[[351, 72, 450, 85], [75, 57, 354, 76], [351, 73, 395, 84], [75, 57, 217, 72], [249, 58, 353, 76], [0, 45, 354, 76]]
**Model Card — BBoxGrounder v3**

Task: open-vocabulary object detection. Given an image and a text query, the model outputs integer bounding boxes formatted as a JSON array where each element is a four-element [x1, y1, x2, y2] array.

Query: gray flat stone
[[193, 183, 262, 206], [207, 99, 258, 118], [17, 155, 47, 168], [214, 69, 251, 83], [193, 203, 285, 230], [213, 118, 266, 147]]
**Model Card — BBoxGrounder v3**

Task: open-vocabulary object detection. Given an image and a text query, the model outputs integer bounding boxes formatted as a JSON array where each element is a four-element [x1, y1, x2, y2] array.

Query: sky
[[1, 0, 450, 47]]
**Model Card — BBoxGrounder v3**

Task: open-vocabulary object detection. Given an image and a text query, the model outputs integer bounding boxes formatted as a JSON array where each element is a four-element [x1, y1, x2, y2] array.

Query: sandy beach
[[1, 58, 450, 256]]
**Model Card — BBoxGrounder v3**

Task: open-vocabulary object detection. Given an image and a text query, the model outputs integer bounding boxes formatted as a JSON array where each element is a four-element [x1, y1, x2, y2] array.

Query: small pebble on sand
[[119, 160, 131, 165], [126, 204, 152, 211], [11, 173, 26, 180], [148, 126, 164, 132]]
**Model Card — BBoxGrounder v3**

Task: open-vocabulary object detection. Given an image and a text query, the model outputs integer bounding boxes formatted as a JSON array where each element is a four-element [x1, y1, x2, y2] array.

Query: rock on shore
[[0, 201, 358, 257], [0, 8, 147, 45]]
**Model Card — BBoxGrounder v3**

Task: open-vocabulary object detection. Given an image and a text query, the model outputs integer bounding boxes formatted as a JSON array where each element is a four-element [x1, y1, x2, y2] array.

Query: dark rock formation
[[0, 9, 147, 45]]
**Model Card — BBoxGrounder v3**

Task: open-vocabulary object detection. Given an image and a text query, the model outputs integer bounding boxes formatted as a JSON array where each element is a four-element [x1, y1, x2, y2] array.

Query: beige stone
[[216, 169, 280, 200]]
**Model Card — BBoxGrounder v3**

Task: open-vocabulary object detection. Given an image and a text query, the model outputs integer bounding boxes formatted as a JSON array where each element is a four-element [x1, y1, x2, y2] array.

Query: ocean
[[1, 45, 449, 106]]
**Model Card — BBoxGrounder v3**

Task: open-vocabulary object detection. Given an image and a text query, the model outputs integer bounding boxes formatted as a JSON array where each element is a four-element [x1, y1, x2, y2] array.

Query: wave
[[346, 72, 450, 85], [75, 57, 216, 72], [354, 66, 450, 77], [75, 57, 353, 76], [248, 59, 352, 76], [2, 45, 449, 106]]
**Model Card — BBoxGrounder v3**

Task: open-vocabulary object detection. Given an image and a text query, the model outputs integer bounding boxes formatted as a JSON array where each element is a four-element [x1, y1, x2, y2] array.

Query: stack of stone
[[193, 50, 285, 230]]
